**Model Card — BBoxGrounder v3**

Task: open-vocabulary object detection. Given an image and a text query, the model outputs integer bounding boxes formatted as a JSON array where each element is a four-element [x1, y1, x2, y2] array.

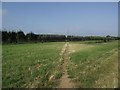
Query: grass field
[[68, 41, 118, 88], [2, 42, 65, 88], [2, 41, 118, 88]]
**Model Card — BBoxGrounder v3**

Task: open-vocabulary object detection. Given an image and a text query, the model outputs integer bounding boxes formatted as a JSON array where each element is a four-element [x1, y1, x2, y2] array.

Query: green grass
[[2, 42, 65, 88], [0, 44, 2, 89], [2, 41, 118, 88], [68, 41, 118, 88]]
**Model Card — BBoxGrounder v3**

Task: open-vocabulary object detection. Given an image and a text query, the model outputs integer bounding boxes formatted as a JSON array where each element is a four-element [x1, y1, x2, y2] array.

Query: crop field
[[2, 41, 118, 88]]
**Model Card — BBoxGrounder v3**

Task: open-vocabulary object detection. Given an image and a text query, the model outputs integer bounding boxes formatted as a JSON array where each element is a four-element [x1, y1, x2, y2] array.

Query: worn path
[[58, 42, 75, 88]]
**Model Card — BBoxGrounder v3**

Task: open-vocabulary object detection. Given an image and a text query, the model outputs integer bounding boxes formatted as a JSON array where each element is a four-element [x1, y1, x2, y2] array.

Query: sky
[[2, 2, 118, 36], [0, 2, 1, 30], [1, 0, 120, 2]]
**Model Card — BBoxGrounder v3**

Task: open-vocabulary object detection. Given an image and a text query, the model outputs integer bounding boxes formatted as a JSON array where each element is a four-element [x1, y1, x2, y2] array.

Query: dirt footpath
[[58, 42, 75, 88]]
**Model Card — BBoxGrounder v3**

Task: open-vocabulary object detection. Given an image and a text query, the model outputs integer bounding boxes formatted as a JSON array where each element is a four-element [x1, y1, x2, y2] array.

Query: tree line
[[1, 30, 119, 44]]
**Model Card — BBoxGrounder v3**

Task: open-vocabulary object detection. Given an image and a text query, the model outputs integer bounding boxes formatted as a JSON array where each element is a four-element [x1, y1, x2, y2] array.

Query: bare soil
[[58, 42, 75, 88]]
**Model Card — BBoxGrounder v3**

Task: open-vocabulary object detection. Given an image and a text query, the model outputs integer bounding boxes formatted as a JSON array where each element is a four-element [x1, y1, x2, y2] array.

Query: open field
[[68, 41, 118, 88], [2, 42, 65, 88], [2, 41, 118, 88]]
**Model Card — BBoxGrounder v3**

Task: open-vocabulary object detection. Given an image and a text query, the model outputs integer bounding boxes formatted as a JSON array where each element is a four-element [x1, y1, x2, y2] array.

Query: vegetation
[[2, 42, 64, 88], [2, 30, 119, 44], [2, 30, 118, 88], [67, 41, 118, 88]]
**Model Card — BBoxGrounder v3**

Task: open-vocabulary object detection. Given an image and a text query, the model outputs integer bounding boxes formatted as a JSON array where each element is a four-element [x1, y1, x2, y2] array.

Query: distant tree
[[26, 32, 39, 42], [41, 35, 47, 42], [17, 30, 26, 43], [9, 31, 17, 43], [2, 31, 9, 43], [0, 30, 1, 44], [106, 35, 111, 41], [2, 29, 118, 44], [37, 35, 41, 42], [26, 32, 34, 42]]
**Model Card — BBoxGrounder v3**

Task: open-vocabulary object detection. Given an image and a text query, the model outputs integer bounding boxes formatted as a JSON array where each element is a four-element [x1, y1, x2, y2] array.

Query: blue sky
[[2, 2, 118, 36]]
